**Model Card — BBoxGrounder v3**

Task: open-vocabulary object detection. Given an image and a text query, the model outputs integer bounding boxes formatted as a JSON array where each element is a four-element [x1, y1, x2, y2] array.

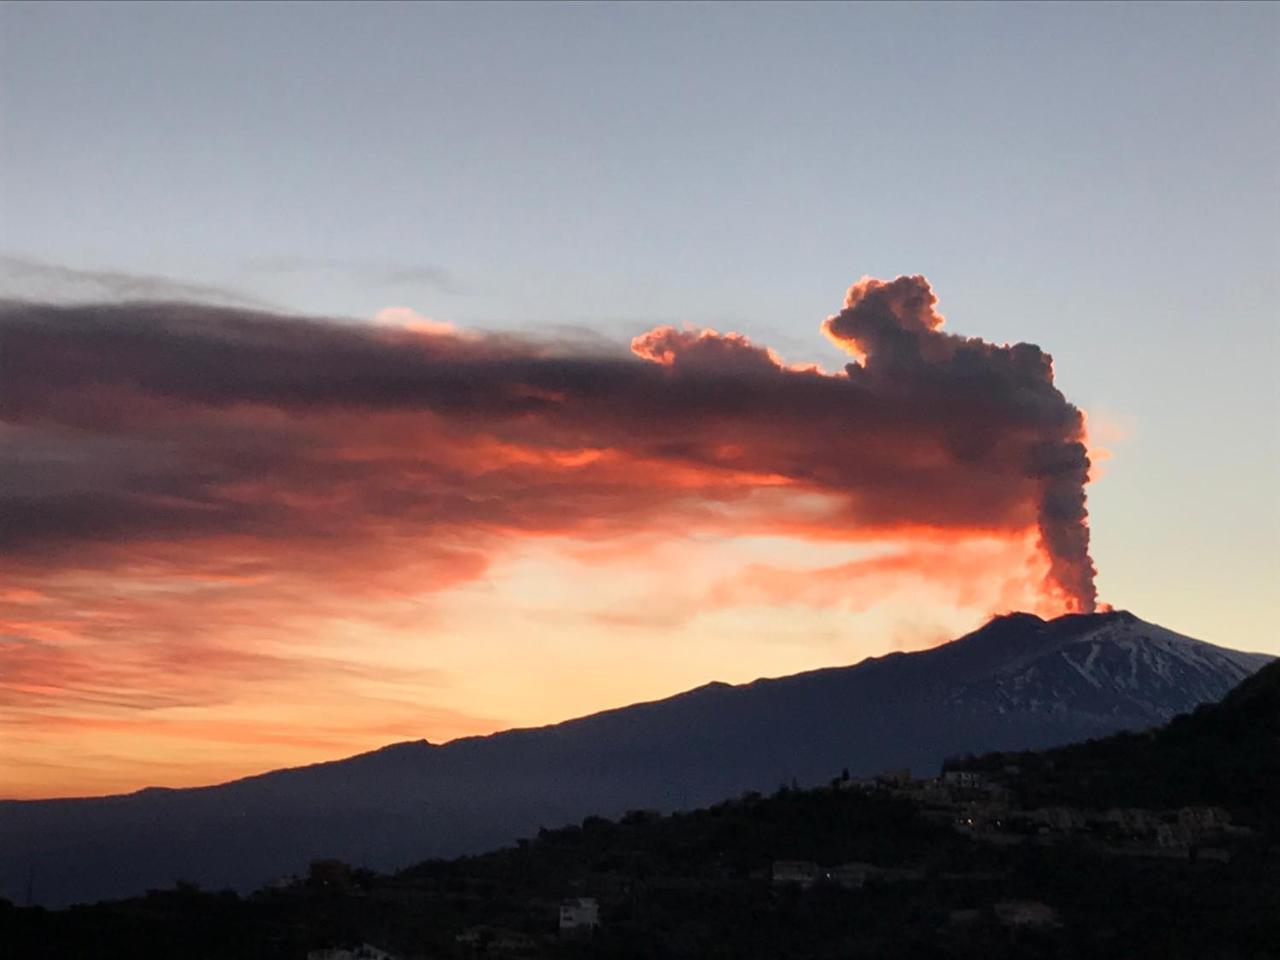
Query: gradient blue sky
[[2, 1, 1277, 659]]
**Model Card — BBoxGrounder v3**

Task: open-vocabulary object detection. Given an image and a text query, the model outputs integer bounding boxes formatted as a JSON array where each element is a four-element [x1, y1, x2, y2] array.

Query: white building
[[559, 897, 599, 936]]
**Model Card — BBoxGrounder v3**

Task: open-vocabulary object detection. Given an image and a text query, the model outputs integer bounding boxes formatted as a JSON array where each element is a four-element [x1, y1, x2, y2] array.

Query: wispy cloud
[[0, 255, 272, 309]]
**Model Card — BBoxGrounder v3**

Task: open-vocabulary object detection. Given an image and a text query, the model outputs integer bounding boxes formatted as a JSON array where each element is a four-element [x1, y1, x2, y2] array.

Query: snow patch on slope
[[944, 612, 1272, 723]]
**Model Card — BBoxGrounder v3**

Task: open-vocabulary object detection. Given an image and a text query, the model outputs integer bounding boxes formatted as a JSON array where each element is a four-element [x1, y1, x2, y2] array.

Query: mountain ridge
[[15, 609, 1257, 806], [7, 658, 1279, 960], [1, 609, 1271, 906]]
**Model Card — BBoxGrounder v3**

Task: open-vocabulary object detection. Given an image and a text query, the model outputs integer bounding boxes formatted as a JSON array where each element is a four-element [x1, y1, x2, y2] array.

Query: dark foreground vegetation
[[4, 662, 1277, 960]]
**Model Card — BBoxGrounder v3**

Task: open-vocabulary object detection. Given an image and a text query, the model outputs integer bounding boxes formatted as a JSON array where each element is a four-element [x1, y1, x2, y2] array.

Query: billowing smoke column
[[0, 274, 1098, 614], [822, 276, 1097, 611]]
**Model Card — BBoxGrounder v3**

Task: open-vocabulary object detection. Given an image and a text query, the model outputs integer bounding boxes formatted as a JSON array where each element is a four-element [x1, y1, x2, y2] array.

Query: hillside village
[[838, 765, 1244, 861], [277, 757, 1269, 960]]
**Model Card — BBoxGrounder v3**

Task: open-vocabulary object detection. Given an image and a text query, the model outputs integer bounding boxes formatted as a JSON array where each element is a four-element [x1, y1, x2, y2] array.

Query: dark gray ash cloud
[[0, 274, 1098, 611]]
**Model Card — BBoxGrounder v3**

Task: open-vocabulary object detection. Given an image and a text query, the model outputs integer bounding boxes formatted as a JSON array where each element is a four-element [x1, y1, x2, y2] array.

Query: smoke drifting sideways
[[0, 275, 1097, 614]]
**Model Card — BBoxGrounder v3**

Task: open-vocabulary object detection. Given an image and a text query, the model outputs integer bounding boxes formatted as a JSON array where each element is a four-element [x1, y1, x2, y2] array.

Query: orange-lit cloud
[[707, 536, 1054, 617], [373, 305, 458, 337], [0, 276, 1100, 796]]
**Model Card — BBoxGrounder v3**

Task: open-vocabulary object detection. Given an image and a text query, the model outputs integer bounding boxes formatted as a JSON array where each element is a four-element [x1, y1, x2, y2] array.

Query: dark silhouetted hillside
[[956, 659, 1280, 828]]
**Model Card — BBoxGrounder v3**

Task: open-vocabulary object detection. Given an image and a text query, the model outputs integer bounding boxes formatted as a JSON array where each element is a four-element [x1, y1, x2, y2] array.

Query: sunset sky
[[2, 2, 1277, 799]]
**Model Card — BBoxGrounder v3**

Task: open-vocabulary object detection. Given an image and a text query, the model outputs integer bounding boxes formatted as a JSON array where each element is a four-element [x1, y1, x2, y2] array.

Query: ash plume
[[823, 275, 1096, 611], [0, 274, 1098, 613]]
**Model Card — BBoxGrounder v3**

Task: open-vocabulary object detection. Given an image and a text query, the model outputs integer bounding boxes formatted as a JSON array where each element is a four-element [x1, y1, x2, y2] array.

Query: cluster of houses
[[759, 764, 1249, 935], [838, 766, 1242, 860], [304, 768, 1248, 957]]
